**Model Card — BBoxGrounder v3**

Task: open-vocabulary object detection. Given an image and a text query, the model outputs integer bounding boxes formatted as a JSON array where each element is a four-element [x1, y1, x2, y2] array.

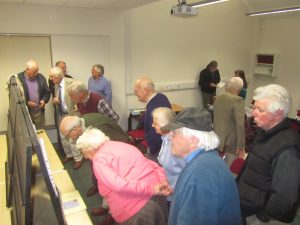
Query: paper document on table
[[217, 82, 226, 88], [129, 108, 145, 116]]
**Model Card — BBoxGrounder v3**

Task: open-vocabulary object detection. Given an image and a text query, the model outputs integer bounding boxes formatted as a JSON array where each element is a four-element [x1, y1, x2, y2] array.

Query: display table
[[0, 135, 12, 225], [32, 130, 92, 225]]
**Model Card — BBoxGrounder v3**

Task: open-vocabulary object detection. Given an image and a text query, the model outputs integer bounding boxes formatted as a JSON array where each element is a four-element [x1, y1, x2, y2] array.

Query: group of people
[[15, 59, 300, 225]]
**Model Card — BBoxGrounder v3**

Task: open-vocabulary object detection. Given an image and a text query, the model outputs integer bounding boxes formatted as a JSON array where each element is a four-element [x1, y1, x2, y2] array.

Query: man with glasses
[[17, 59, 50, 129], [60, 113, 129, 225]]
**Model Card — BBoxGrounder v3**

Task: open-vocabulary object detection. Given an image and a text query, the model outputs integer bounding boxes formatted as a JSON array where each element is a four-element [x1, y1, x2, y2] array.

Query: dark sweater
[[144, 93, 171, 154]]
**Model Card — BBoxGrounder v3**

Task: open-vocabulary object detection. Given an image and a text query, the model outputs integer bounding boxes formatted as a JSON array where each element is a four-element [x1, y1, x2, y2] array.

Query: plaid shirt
[[97, 99, 119, 121]]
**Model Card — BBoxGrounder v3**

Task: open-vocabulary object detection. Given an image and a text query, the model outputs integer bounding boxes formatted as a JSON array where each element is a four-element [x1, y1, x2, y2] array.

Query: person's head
[[67, 81, 89, 103], [25, 60, 39, 80], [91, 64, 104, 79], [225, 77, 244, 95], [134, 76, 155, 103], [208, 60, 218, 73], [152, 107, 176, 135], [252, 84, 290, 131], [234, 70, 247, 88], [161, 107, 219, 158], [76, 127, 110, 160], [49, 67, 64, 84], [55, 61, 67, 75], [59, 116, 84, 143]]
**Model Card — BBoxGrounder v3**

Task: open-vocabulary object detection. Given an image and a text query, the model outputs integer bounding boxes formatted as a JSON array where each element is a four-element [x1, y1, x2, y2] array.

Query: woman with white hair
[[76, 127, 172, 225], [152, 107, 185, 203]]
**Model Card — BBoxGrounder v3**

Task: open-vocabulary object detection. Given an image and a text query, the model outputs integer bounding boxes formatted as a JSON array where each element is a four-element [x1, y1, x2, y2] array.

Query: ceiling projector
[[170, 4, 198, 17]]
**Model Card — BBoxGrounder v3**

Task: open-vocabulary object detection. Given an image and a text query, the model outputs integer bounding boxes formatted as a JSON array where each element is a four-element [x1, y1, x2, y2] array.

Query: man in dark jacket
[[134, 76, 171, 162], [198, 60, 220, 109], [18, 60, 50, 129], [236, 84, 300, 225]]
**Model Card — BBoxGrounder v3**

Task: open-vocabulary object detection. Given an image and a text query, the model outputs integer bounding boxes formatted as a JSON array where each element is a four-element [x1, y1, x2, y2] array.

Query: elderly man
[[68, 80, 119, 121], [88, 64, 112, 105], [162, 107, 242, 225], [48, 67, 81, 168], [60, 113, 129, 225], [17, 60, 50, 129], [198, 60, 221, 109], [213, 76, 245, 167], [134, 76, 171, 161], [236, 84, 300, 225], [49, 61, 73, 97]]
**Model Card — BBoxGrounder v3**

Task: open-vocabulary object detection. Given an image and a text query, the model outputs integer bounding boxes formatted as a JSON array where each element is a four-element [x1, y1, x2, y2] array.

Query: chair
[[127, 129, 148, 154], [230, 158, 245, 176]]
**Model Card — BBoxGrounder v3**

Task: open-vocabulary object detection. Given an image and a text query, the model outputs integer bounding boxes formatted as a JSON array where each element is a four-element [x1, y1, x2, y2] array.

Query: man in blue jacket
[[162, 107, 242, 225]]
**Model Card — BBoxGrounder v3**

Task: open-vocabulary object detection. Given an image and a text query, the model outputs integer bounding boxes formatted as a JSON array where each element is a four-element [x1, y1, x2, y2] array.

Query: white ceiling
[[0, 0, 299, 12]]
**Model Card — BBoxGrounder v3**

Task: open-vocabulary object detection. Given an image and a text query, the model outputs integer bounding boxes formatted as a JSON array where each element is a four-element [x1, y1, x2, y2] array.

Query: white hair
[[180, 127, 220, 151], [253, 84, 290, 117], [134, 76, 155, 91], [26, 60, 38, 70], [68, 80, 89, 95], [225, 77, 243, 94], [49, 67, 63, 79], [152, 107, 175, 127], [76, 127, 110, 154]]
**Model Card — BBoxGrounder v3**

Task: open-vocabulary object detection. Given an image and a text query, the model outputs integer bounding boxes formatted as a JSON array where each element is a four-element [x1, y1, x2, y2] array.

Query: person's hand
[[236, 148, 246, 159], [153, 180, 173, 196], [52, 97, 60, 105], [39, 100, 46, 109], [27, 101, 38, 109], [209, 83, 216, 88]]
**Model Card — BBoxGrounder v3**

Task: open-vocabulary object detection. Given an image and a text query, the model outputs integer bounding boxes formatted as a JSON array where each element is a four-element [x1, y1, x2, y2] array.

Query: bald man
[[17, 60, 50, 129], [134, 76, 171, 162]]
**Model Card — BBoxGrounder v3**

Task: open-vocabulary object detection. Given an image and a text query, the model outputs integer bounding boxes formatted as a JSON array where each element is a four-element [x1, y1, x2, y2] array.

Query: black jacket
[[237, 118, 300, 223], [198, 67, 220, 94], [18, 71, 50, 111]]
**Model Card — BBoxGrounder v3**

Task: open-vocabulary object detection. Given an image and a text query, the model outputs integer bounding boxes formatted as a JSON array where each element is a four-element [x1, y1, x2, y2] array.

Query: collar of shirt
[[184, 147, 205, 163], [147, 92, 157, 104], [80, 118, 86, 131], [83, 92, 91, 104]]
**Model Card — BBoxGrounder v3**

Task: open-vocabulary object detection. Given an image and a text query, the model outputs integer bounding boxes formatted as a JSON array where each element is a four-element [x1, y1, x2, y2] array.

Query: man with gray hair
[[236, 84, 300, 225], [88, 64, 112, 105], [162, 107, 242, 225], [68, 80, 119, 121], [17, 60, 50, 129], [213, 76, 245, 167], [48, 67, 81, 169]]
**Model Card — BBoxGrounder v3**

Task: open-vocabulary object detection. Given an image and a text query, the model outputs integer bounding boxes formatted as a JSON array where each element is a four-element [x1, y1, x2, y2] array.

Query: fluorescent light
[[246, 6, 300, 16], [191, 0, 228, 8]]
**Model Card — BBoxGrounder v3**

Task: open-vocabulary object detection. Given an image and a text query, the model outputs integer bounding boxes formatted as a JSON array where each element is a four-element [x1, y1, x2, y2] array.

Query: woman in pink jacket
[[76, 127, 171, 225]]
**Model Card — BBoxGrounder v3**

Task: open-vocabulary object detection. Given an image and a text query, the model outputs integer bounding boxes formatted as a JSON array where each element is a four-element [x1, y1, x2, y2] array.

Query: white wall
[[250, 13, 300, 117], [125, 0, 257, 110]]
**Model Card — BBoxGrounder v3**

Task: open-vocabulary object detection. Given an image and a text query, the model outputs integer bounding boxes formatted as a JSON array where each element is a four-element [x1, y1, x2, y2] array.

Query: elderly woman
[[152, 107, 185, 203], [76, 127, 171, 225]]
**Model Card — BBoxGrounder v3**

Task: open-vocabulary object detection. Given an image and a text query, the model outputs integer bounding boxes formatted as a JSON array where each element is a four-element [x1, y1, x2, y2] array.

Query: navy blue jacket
[[144, 93, 171, 154]]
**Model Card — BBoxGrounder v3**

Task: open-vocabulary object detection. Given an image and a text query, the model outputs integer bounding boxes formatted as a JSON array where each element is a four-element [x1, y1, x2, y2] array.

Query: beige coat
[[54, 77, 77, 116], [213, 92, 245, 154]]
